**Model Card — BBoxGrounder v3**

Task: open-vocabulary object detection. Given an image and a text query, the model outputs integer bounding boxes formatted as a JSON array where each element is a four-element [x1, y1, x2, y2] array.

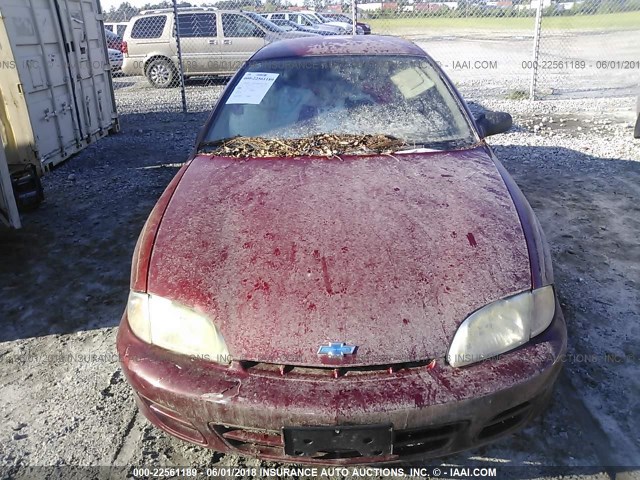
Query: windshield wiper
[[197, 136, 243, 153], [408, 139, 477, 151]]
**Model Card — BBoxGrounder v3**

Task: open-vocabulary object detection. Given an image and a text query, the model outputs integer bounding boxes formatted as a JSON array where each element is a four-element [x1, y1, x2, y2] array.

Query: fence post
[[351, 0, 357, 35], [529, 0, 543, 101], [172, 0, 187, 113]]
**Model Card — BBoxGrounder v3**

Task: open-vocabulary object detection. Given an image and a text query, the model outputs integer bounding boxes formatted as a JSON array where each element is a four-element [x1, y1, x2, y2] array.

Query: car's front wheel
[[146, 58, 178, 89]]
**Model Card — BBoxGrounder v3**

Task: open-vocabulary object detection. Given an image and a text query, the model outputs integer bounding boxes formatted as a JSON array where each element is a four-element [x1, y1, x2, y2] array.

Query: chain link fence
[[103, 0, 640, 113], [535, 5, 640, 98]]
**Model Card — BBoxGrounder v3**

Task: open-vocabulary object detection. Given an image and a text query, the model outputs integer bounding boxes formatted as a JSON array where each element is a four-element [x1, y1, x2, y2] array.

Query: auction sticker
[[226, 72, 279, 104]]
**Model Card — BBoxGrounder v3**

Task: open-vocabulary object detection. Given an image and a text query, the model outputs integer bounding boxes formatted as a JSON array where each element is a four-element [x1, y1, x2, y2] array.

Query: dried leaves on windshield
[[204, 134, 406, 158]]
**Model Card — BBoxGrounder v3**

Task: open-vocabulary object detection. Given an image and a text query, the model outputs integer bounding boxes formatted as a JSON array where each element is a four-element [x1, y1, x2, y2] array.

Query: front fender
[[489, 147, 554, 289]]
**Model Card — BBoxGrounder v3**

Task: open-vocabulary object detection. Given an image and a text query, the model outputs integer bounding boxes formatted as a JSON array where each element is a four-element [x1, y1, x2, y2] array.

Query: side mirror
[[475, 111, 513, 138]]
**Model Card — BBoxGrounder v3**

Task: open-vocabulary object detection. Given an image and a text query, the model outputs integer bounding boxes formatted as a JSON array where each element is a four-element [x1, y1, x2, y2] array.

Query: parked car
[[322, 12, 371, 34], [260, 16, 323, 35], [117, 35, 567, 464], [104, 28, 122, 51], [302, 10, 363, 34], [108, 48, 123, 73], [265, 18, 295, 32], [121, 7, 315, 88], [263, 12, 345, 35]]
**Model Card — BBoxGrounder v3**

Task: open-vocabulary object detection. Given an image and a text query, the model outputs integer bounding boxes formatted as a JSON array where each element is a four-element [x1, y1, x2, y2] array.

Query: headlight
[[127, 291, 230, 363], [447, 285, 556, 368]]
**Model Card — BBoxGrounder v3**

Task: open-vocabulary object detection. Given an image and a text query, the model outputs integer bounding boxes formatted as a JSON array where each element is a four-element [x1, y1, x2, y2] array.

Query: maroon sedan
[[117, 36, 567, 464]]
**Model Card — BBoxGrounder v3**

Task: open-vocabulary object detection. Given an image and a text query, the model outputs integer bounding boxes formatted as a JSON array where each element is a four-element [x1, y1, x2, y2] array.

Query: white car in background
[[301, 10, 363, 34], [263, 12, 345, 35]]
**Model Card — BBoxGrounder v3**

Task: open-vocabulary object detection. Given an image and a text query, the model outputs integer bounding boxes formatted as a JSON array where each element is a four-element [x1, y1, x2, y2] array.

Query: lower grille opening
[[238, 359, 435, 378], [211, 421, 468, 459], [478, 400, 533, 440], [394, 422, 465, 455], [211, 424, 283, 453]]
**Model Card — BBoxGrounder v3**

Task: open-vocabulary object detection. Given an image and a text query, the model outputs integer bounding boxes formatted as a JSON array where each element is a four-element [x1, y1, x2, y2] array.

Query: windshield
[[316, 13, 335, 22], [273, 20, 294, 31], [334, 14, 353, 23], [245, 12, 285, 33], [204, 55, 476, 151], [301, 14, 321, 25]]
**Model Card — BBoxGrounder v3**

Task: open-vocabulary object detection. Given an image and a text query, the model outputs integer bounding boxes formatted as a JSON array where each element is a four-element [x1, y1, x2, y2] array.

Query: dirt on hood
[[203, 133, 407, 158], [149, 147, 531, 366]]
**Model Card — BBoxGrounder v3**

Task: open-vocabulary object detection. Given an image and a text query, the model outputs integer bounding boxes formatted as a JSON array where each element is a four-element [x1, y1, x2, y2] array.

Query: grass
[[367, 11, 640, 33], [506, 89, 529, 100]]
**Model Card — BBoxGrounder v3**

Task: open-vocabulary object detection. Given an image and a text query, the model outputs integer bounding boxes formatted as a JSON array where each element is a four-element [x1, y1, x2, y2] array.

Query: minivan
[[122, 8, 315, 88]]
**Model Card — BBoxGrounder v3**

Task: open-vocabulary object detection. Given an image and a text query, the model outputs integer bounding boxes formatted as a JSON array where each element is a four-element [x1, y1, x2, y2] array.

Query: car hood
[[148, 147, 531, 366], [325, 20, 350, 29]]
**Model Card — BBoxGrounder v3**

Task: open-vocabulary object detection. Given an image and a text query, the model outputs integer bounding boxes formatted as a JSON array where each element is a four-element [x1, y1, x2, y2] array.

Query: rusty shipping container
[[0, 0, 119, 228]]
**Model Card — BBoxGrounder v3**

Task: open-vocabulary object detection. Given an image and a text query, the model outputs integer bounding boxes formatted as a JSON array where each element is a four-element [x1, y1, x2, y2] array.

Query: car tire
[[146, 58, 178, 89]]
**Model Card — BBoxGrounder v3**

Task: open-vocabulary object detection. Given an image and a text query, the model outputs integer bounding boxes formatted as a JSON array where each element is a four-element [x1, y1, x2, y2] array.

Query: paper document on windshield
[[391, 67, 435, 99], [226, 72, 279, 105]]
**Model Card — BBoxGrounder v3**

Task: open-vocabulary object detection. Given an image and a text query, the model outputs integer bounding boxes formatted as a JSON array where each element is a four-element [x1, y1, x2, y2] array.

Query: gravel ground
[[0, 72, 639, 480], [401, 29, 640, 99]]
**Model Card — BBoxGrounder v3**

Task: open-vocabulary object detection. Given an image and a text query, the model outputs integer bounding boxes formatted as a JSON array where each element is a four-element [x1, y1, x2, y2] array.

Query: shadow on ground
[[1, 111, 208, 342]]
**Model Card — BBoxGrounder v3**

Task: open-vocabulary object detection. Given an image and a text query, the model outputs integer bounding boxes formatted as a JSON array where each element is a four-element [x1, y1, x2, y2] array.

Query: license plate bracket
[[283, 424, 393, 457]]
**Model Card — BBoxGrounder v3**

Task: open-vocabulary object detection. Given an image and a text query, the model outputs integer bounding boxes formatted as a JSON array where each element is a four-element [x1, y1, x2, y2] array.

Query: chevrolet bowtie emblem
[[317, 342, 358, 357]]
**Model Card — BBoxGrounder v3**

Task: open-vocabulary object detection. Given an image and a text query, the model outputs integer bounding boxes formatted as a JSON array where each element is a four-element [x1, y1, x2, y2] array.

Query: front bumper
[[117, 305, 566, 465]]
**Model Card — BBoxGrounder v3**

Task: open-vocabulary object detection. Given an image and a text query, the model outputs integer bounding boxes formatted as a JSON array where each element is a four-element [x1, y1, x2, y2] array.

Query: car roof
[[251, 35, 426, 61], [135, 7, 258, 16]]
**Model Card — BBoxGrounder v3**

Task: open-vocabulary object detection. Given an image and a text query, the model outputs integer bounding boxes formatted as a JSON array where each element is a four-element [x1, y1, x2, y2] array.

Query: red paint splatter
[[253, 279, 270, 295], [321, 257, 333, 295]]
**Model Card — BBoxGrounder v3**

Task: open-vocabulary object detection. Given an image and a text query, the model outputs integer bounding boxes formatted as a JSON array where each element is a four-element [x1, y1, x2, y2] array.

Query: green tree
[[104, 1, 139, 22]]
